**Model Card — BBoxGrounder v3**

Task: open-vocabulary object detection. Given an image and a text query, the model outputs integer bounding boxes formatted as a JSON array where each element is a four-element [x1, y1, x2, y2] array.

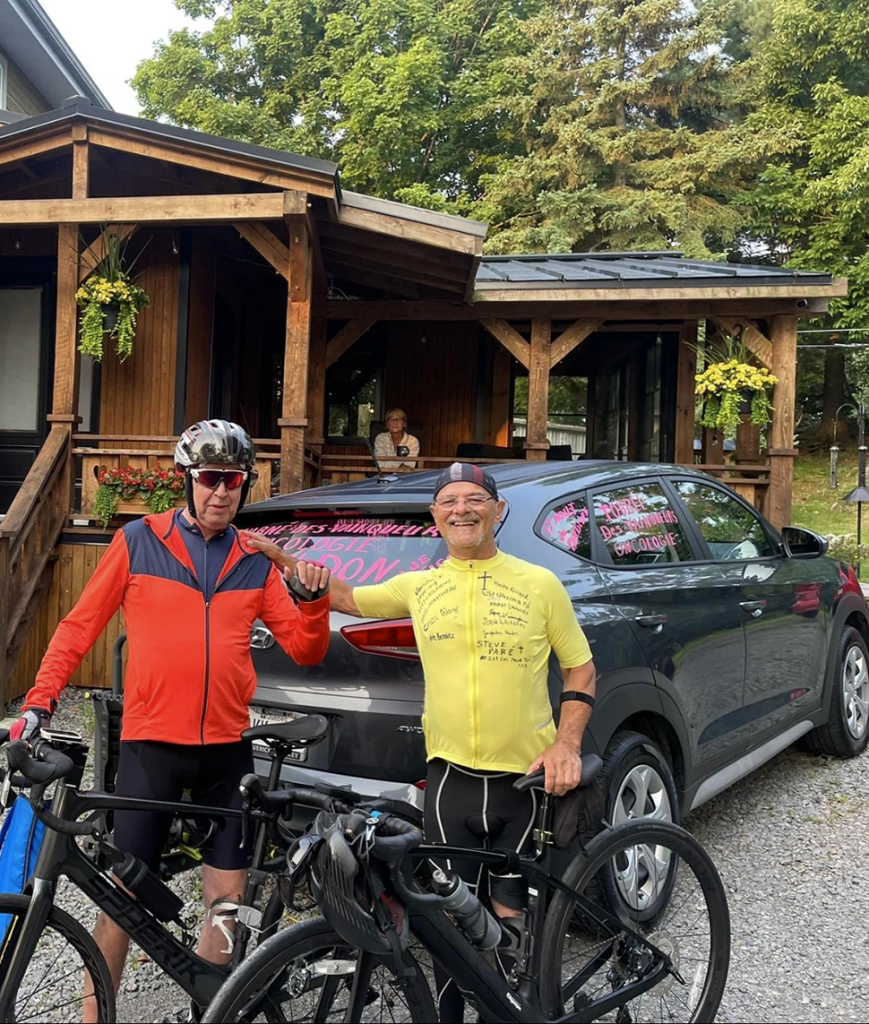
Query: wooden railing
[[307, 450, 528, 486], [0, 427, 72, 698], [692, 463, 771, 514]]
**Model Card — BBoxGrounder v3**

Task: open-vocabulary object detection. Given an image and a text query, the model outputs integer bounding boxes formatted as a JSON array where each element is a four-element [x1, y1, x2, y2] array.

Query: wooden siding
[[97, 232, 180, 443], [383, 321, 481, 457], [184, 231, 215, 423], [0, 47, 49, 116], [8, 541, 123, 698], [0, 227, 56, 255]]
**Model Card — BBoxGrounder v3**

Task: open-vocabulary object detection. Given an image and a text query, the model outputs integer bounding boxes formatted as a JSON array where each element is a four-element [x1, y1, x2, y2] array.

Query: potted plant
[[76, 226, 150, 362], [93, 465, 186, 528], [695, 336, 779, 440]]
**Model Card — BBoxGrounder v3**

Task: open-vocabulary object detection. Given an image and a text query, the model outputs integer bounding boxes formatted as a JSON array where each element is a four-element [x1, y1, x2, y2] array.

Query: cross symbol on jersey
[[478, 571, 492, 592]]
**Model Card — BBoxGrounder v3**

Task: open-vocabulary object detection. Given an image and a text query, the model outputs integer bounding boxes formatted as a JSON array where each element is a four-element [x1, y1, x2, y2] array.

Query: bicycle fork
[[0, 876, 55, 1017]]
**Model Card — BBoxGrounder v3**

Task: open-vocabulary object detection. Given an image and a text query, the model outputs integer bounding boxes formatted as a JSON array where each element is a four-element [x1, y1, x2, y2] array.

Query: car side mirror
[[781, 525, 829, 559]]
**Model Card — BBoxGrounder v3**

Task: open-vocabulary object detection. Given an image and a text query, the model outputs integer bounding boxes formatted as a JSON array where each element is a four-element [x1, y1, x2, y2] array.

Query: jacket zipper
[[200, 542, 211, 745], [468, 560, 478, 765], [199, 545, 254, 744]]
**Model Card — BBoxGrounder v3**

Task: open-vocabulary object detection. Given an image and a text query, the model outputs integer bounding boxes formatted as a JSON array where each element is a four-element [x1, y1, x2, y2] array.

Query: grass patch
[[792, 452, 863, 537]]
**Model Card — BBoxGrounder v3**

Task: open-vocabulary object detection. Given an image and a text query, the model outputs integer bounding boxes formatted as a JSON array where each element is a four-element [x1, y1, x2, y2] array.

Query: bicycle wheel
[[201, 915, 435, 1023], [540, 821, 730, 1024], [0, 894, 115, 1023]]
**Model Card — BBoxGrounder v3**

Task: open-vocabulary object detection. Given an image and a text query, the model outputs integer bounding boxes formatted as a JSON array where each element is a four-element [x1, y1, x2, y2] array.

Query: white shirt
[[373, 431, 420, 470]]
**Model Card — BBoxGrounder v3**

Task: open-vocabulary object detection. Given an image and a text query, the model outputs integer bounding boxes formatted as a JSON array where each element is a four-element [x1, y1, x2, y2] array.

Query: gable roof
[[0, 0, 110, 109]]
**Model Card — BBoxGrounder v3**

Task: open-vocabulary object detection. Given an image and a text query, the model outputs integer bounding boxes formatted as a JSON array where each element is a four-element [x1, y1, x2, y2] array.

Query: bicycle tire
[[0, 893, 115, 1023], [540, 821, 730, 1024], [201, 915, 436, 1023]]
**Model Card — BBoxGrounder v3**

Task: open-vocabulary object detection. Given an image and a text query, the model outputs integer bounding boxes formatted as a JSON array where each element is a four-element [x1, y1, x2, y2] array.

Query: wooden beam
[[338, 203, 480, 256], [768, 315, 798, 530], [549, 319, 603, 369], [473, 281, 849, 304], [674, 322, 698, 465], [280, 229, 314, 493], [490, 344, 512, 446], [708, 316, 773, 369], [0, 130, 73, 169], [234, 221, 290, 280], [481, 319, 530, 369], [87, 127, 336, 199], [0, 193, 290, 226], [321, 235, 470, 285], [326, 297, 833, 321], [325, 318, 378, 368], [78, 224, 137, 283], [525, 319, 551, 461]]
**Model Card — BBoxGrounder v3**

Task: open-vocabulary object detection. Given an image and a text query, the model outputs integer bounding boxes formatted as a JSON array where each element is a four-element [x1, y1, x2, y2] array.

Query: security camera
[[795, 299, 809, 309]]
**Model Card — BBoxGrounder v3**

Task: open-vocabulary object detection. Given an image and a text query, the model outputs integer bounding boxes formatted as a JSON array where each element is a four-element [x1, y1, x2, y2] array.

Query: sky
[[39, 0, 209, 114]]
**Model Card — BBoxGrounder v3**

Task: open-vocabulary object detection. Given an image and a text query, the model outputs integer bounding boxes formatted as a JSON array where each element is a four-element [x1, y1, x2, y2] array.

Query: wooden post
[[306, 311, 327, 445], [674, 322, 698, 465], [768, 315, 798, 530], [279, 217, 313, 494], [490, 344, 512, 446], [525, 318, 551, 461]]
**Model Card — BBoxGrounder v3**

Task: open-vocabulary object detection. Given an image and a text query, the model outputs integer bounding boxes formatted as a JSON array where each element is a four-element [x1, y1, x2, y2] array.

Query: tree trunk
[[820, 347, 846, 446]]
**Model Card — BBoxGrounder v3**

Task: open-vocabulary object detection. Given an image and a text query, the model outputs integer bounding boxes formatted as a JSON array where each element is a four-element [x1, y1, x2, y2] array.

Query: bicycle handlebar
[[5, 739, 75, 786], [513, 753, 603, 793]]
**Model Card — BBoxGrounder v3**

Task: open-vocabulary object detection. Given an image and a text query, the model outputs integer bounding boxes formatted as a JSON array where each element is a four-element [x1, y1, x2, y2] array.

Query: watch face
[[396, 446, 410, 457]]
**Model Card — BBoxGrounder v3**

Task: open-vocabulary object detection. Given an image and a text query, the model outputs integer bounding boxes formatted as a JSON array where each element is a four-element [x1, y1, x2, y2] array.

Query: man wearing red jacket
[[10, 420, 331, 1023]]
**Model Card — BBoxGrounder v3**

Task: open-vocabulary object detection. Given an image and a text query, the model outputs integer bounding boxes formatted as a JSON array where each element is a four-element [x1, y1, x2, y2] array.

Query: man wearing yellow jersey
[[247, 462, 594, 1020]]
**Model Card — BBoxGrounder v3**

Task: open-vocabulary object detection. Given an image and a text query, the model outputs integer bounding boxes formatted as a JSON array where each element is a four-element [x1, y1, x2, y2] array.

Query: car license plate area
[[248, 707, 308, 762]]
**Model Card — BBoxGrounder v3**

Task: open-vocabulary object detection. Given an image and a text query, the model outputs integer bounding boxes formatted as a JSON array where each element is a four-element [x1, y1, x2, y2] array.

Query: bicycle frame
[[395, 843, 671, 1024], [0, 783, 243, 1017]]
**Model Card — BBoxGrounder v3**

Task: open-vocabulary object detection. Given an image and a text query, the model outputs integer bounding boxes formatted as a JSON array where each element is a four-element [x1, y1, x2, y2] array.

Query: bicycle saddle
[[242, 714, 329, 747]]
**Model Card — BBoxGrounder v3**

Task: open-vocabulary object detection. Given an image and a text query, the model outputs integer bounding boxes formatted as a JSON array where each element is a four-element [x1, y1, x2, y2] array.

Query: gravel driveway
[[3, 690, 867, 1023]]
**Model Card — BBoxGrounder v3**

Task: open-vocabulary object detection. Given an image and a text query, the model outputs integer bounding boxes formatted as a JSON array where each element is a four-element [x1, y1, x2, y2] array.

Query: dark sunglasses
[[189, 468, 252, 491]]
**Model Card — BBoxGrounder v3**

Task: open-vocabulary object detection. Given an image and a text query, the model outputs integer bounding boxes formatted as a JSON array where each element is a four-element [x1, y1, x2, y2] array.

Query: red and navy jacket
[[25, 509, 330, 745]]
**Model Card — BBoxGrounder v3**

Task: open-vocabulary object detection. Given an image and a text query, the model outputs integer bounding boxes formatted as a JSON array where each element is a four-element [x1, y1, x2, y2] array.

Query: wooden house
[[0, 95, 847, 700]]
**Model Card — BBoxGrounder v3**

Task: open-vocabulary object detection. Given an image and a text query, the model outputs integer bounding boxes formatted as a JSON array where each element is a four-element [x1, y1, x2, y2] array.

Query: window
[[0, 53, 7, 109], [675, 481, 773, 561], [539, 498, 591, 559], [0, 288, 42, 431], [593, 482, 694, 567], [327, 370, 378, 439]]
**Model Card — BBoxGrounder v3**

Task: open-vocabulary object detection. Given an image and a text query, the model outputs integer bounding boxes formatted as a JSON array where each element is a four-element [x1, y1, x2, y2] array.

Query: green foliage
[[93, 466, 186, 528], [133, 0, 539, 202]]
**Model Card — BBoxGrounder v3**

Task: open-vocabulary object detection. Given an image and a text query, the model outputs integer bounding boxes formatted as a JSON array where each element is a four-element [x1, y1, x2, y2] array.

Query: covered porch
[[0, 97, 847, 698]]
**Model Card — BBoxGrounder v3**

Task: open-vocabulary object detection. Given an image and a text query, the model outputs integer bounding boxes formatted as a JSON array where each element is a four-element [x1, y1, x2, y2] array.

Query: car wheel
[[804, 626, 869, 758], [589, 730, 680, 924]]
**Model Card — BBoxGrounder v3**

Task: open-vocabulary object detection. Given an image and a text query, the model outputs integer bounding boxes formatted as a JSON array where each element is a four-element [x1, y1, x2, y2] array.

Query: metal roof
[[475, 252, 833, 290], [0, 0, 111, 109]]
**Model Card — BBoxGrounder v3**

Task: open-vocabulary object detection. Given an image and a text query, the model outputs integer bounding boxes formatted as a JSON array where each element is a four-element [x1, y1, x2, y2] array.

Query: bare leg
[[197, 865, 247, 965], [83, 913, 131, 1024]]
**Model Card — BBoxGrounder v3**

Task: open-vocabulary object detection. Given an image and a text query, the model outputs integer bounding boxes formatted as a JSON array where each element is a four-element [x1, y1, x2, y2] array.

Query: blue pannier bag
[[0, 796, 45, 937]]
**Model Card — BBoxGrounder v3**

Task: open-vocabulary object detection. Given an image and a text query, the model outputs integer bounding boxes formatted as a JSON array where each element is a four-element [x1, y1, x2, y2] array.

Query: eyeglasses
[[189, 468, 251, 491], [433, 495, 495, 510]]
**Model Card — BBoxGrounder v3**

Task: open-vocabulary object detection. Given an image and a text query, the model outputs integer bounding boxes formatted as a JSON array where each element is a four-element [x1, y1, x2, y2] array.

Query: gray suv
[[238, 461, 869, 830]]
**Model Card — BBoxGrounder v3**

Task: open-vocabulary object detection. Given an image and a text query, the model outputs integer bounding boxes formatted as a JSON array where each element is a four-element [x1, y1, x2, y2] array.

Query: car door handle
[[740, 600, 766, 618], [635, 614, 667, 630]]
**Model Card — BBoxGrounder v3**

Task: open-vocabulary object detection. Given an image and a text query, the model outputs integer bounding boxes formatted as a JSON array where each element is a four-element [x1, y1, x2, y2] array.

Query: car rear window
[[246, 514, 448, 583]]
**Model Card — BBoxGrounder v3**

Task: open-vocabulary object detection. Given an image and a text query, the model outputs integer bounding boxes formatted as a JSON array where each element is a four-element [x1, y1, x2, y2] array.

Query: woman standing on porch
[[374, 408, 420, 470]]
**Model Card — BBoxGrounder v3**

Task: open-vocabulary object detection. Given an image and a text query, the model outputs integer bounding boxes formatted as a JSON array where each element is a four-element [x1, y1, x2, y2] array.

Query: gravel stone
[[3, 689, 867, 1022]]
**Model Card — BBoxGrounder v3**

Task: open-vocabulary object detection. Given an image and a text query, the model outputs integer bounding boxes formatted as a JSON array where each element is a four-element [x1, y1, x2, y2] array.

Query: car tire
[[581, 730, 680, 924], [804, 626, 869, 758]]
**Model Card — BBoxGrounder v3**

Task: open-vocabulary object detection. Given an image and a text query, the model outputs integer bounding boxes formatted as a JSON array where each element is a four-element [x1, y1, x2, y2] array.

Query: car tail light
[[340, 618, 420, 660], [413, 780, 427, 790]]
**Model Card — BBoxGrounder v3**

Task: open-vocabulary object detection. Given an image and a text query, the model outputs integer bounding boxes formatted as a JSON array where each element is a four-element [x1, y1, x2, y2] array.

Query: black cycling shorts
[[112, 739, 254, 872], [424, 758, 537, 910]]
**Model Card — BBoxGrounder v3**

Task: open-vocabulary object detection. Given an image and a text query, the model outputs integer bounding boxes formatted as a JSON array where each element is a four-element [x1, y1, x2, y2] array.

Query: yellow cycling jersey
[[353, 550, 592, 773]]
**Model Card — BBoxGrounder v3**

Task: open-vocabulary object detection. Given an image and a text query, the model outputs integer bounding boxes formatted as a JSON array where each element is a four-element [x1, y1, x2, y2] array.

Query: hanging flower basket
[[93, 465, 186, 528], [75, 225, 150, 362], [76, 277, 149, 363], [695, 360, 779, 441]]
